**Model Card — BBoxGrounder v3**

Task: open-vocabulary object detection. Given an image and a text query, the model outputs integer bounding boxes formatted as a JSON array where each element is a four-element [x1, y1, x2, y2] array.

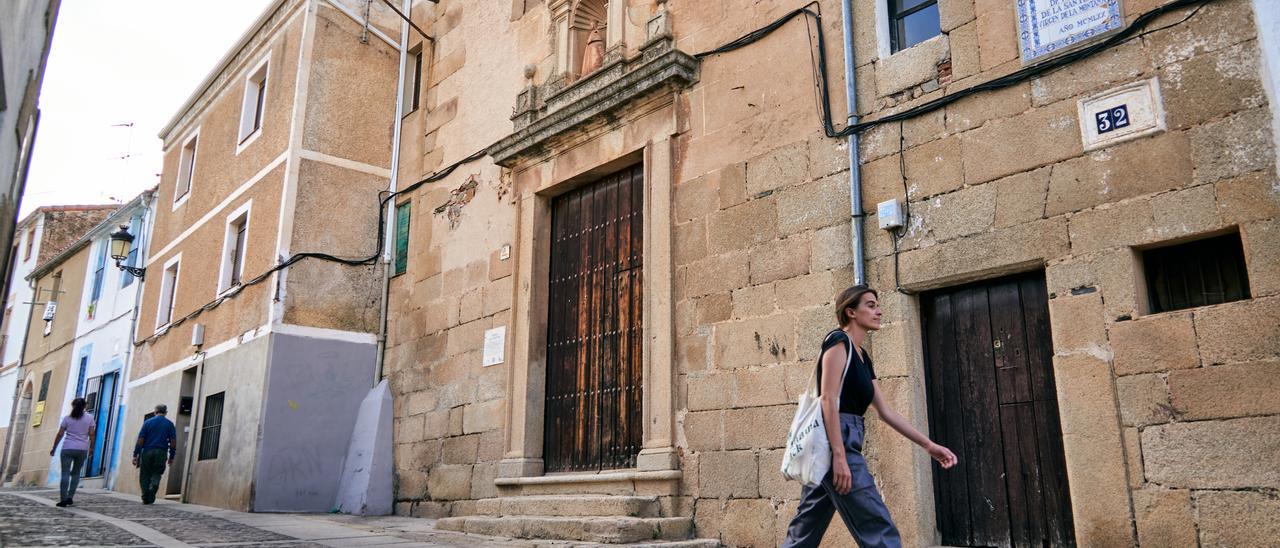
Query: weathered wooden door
[[544, 165, 644, 472], [922, 273, 1075, 547]]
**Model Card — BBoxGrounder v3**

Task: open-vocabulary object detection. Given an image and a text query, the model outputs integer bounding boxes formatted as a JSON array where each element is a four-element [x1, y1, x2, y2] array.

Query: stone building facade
[[119, 0, 401, 511], [375, 0, 1280, 546]]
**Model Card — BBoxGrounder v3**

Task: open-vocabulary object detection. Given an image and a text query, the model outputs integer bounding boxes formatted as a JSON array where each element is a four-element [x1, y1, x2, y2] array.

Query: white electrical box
[[191, 323, 205, 347], [877, 199, 904, 230]]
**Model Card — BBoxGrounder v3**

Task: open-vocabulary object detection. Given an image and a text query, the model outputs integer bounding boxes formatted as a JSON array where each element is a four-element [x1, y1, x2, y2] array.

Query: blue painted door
[[87, 372, 118, 477]]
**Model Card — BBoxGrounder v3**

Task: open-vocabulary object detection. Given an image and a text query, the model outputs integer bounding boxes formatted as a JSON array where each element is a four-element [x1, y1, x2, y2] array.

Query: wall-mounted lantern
[[109, 224, 145, 280]]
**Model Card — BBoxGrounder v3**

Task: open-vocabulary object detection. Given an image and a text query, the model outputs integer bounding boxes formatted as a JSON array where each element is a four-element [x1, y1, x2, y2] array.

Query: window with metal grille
[[198, 392, 224, 460], [1142, 232, 1251, 314], [394, 202, 411, 276], [889, 0, 940, 53]]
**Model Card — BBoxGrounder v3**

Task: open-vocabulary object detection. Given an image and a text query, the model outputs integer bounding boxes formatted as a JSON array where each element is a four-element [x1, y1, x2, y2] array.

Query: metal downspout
[[113, 192, 152, 490], [375, 0, 412, 385], [840, 0, 866, 285]]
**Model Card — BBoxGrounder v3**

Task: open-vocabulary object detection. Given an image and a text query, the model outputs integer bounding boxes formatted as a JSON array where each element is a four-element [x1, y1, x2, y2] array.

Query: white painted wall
[[4, 215, 46, 367], [1254, 0, 1280, 175]]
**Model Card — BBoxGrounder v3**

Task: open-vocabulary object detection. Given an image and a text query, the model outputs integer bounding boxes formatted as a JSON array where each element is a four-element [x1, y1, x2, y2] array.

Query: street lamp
[[109, 224, 145, 280]]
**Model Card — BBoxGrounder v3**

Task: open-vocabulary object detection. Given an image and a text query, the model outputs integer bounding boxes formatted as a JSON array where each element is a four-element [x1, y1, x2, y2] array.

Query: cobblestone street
[[0, 488, 538, 547]]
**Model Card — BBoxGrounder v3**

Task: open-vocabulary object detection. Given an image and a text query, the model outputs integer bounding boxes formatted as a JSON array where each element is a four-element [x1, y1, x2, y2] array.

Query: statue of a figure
[[580, 22, 605, 77]]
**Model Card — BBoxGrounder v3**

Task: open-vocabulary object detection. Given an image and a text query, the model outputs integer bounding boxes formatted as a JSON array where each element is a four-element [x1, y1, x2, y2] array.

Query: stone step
[[476, 495, 661, 518], [437, 515, 695, 544]]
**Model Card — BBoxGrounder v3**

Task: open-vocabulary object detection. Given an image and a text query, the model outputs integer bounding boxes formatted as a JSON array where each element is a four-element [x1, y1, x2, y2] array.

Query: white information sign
[[483, 326, 506, 367], [1016, 0, 1123, 63]]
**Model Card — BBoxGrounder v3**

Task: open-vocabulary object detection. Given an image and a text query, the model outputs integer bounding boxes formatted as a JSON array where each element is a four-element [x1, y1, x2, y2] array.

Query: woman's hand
[[928, 442, 958, 469], [831, 459, 853, 494]]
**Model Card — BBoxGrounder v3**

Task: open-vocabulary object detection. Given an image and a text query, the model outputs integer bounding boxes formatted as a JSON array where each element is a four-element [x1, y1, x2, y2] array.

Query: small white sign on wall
[[1077, 77, 1166, 151], [482, 326, 506, 367], [1017, 0, 1124, 63]]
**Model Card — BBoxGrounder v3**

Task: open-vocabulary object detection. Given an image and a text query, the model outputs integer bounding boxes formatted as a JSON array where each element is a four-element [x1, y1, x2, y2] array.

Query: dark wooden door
[[922, 273, 1075, 547], [544, 164, 644, 472]]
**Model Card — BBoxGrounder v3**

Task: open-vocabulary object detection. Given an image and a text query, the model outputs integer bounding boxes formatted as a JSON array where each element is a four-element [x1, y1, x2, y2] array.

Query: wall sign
[[1017, 0, 1124, 63], [1077, 78, 1165, 151], [482, 326, 506, 367]]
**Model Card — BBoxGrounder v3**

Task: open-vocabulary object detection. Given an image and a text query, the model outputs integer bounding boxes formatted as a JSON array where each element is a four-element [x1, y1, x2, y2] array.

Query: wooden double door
[[922, 273, 1075, 547], [543, 165, 644, 473]]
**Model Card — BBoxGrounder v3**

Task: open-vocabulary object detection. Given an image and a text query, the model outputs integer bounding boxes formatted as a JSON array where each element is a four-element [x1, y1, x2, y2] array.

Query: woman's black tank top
[[818, 330, 878, 416]]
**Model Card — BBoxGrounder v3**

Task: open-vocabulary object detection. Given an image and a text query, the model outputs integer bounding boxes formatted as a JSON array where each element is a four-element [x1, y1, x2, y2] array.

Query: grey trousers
[[59, 449, 87, 502], [782, 414, 902, 548]]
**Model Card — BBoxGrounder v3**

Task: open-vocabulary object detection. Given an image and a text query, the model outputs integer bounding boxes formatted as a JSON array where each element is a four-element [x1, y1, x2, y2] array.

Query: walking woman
[[49, 397, 95, 507], [783, 286, 958, 547]]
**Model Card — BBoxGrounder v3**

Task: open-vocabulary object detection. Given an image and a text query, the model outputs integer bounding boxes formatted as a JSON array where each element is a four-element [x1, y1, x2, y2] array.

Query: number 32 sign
[[1095, 105, 1130, 134]]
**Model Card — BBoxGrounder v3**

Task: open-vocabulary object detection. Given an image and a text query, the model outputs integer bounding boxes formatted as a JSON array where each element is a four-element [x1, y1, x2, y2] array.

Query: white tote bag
[[781, 330, 853, 487]]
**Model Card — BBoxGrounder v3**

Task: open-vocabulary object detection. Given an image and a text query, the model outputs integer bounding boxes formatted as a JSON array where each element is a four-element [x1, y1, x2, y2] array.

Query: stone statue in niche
[[579, 22, 605, 77]]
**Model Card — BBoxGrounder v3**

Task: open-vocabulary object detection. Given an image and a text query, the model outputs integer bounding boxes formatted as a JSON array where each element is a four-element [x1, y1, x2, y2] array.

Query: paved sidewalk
[[0, 488, 534, 547]]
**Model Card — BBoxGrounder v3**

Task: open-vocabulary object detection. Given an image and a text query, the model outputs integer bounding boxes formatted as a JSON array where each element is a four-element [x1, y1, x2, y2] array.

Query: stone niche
[[487, 3, 696, 166]]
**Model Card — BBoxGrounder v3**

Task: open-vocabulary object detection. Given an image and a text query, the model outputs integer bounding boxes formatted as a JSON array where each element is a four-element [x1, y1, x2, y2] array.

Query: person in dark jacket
[[132, 404, 177, 505]]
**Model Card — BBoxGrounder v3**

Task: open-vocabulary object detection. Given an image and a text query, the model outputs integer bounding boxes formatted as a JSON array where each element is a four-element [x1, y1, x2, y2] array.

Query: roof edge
[[157, 0, 295, 141]]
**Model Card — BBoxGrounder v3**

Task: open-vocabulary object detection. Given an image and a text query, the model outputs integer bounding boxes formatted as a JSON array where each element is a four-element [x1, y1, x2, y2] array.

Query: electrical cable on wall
[[137, 0, 1218, 345]]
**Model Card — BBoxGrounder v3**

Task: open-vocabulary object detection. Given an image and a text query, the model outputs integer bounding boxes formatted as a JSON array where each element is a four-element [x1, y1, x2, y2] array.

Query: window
[[175, 133, 198, 204], [24, 226, 34, 261], [198, 392, 224, 460], [157, 257, 180, 329], [220, 205, 250, 292], [889, 0, 940, 53], [238, 59, 269, 144], [87, 240, 107, 319], [37, 370, 51, 401], [394, 201, 411, 276], [403, 45, 422, 114], [121, 214, 143, 287], [1142, 232, 1251, 314], [75, 355, 89, 398]]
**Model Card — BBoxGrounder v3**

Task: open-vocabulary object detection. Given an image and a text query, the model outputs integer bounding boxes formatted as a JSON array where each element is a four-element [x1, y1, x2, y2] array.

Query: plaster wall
[[0, 0, 59, 298], [4, 215, 46, 368], [117, 333, 270, 511], [252, 331, 376, 512], [133, 168, 285, 377]]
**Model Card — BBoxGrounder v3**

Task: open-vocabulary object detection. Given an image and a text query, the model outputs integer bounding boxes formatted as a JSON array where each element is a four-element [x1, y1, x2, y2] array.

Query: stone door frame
[[498, 99, 680, 481]]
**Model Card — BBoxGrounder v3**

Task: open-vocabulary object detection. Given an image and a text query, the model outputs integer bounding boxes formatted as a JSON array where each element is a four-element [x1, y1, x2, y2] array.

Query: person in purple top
[[50, 397, 95, 507]]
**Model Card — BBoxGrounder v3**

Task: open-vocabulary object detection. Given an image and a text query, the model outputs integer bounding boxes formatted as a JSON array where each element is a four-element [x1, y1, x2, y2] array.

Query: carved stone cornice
[[488, 36, 699, 167]]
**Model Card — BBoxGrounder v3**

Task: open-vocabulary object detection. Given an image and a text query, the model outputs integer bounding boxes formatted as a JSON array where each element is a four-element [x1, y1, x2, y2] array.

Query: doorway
[[83, 372, 118, 477], [167, 367, 197, 496], [921, 273, 1075, 547], [543, 164, 644, 473], [4, 382, 33, 481]]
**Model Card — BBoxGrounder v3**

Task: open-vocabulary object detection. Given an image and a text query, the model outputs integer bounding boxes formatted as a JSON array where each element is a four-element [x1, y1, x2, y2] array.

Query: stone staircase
[[435, 495, 719, 546]]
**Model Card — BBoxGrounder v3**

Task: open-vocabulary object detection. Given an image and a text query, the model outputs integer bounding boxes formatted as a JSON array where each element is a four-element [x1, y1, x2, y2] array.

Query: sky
[[20, 0, 278, 217]]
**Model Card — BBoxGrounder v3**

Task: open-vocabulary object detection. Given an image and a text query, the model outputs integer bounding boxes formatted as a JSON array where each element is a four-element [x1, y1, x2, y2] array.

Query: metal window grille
[[889, 0, 940, 53], [1143, 232, 1251, 314], [198, 392, 224, 460]]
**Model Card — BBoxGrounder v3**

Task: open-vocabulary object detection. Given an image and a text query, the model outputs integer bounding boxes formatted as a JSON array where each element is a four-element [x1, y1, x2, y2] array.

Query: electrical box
[[877, 199, 905, 230], [191, 323, 205, 347]]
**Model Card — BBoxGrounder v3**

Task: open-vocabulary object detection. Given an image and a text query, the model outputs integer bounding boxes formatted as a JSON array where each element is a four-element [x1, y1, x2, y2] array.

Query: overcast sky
[[20, 0, 278, 217]]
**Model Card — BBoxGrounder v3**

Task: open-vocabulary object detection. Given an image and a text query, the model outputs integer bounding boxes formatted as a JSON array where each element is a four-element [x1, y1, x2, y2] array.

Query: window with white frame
[[403, 45, 422, 114], [157, 258, 180, 329], [175, 133, 198, 204], [219, 206, 250, 292], [87, 239, 107, 319], [238, 59, 269, 144]]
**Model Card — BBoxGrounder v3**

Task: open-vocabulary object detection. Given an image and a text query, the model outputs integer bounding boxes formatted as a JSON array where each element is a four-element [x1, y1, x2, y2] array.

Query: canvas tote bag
[[781, 330, 854, 487]]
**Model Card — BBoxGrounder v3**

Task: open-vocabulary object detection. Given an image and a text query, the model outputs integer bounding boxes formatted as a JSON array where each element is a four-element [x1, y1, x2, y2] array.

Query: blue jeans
[[782, 413, 902, 548], [59, 449, 87, 502]]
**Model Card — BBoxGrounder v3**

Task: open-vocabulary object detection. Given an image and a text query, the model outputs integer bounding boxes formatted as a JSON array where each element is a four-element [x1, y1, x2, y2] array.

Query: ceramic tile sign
[[1077, 77, 1166, 151], [483, 326, 506, 367], [1017, 0, 1124, 63]]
